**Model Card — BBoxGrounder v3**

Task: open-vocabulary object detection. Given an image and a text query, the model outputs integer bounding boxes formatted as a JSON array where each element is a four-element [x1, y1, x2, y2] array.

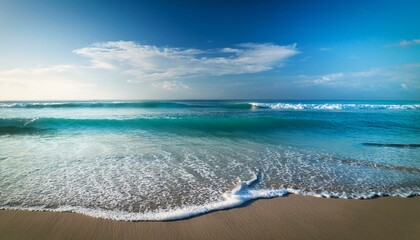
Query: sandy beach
[[1, 194, 419, 240]]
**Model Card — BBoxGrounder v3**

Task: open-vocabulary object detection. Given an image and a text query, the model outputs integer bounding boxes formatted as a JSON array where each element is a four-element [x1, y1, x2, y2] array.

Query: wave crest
[[0, 101, 418, 110], [249, 102, 420, 110]]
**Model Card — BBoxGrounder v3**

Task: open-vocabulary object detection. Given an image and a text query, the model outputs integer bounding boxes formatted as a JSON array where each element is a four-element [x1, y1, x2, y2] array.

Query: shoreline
[[1, 195, 419, 240]]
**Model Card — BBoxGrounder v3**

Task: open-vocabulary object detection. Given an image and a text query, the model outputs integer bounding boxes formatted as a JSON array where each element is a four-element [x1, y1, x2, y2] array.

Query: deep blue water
[[0, 100, 419, 220]]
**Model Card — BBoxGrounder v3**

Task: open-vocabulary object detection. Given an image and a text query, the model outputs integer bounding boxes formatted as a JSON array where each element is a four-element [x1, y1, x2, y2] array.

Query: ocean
[[0, 100, 419, 221]]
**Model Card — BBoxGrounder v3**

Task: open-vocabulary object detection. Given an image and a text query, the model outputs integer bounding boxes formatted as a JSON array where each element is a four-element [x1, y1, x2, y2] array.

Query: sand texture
[[1, 195, 419, 240]]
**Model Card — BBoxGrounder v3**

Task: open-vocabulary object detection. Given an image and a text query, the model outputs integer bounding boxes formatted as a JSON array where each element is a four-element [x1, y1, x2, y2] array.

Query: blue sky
[[0, 0, 419, 100]]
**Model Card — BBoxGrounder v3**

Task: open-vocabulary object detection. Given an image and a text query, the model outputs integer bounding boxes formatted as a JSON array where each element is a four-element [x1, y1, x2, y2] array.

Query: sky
[[0, 0, 419, 100]]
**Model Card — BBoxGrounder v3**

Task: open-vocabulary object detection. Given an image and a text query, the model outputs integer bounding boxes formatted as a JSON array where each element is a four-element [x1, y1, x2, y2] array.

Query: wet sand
[[1, 195, 419, 240]]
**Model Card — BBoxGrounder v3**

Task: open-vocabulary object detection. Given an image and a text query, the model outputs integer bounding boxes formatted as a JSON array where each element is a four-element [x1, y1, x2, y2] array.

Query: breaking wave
[[0, 101, 418, 111]]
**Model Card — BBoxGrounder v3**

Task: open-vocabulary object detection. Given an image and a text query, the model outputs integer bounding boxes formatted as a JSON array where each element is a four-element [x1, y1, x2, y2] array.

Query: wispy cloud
[[152, 80, 190, 90], [299, 64, 420, 90], [73, 41, 299, 81], [304, 68, 390, 86], [0, 64, 79, 75], [311, 72, 344, 84], [398, 39, 420, 47], [0, 41, 299, 98]]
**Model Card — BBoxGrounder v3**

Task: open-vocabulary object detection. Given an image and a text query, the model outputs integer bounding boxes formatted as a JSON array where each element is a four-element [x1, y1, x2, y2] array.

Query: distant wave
[[249, 102, 420, 110], [0, 101, 419, 110], [0, 101, 252, 109], [0, 101, 194, 109]]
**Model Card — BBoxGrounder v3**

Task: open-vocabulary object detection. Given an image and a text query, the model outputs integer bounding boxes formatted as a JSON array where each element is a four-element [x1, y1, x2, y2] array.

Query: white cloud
[[299, 64, 420, 91], [221, 47, 241, 53], [73, 41, 299, 81], [398, 39, 420, 47], [152, 80, 189, 90], [350, 68, 384, 78], [312, 72, 344, 84], [0, 41, 299, 99], [305, 68, 394, 86]]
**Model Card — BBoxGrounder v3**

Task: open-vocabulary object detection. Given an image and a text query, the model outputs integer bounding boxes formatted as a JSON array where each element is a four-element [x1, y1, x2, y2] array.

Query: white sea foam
[[249, 102, 420, 110], [0, 174, 286, 221], [1, 183, 417, 221], [285, 188, 418, 199], [1, 138, 419, 222]]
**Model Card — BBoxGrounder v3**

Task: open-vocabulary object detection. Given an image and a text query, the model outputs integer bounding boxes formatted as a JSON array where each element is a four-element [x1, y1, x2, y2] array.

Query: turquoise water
[[0, 100, 419, 220]]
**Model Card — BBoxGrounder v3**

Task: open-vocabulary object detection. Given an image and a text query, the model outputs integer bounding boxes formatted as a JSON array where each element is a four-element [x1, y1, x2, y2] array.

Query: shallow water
[[0, 100, 419, 220]]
